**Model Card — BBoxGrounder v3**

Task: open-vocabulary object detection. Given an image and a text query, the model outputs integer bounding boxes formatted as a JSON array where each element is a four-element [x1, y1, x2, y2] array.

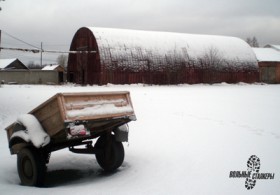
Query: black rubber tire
[[95, 135, 125, 172], [17, 147, 46, 186]]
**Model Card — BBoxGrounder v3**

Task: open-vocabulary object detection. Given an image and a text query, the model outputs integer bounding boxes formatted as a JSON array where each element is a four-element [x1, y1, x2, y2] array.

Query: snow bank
[[11, 114, 50, 148]]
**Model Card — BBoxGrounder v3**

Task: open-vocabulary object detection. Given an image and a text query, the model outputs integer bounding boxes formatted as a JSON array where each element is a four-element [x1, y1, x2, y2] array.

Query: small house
[[42, 64, 65, 72], [42, 64, 65, 83], [0, 58, 28, 70], [264, 44, 280, 51], [253, 48, 280, 83]]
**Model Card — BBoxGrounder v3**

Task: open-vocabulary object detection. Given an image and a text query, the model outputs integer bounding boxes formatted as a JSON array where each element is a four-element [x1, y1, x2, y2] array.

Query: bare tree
[[246, 36, 259, 47], [252, 36, 259, 47], [202, 46, 223, 68], [246, 37, 252, 46], [0, 0, 5, 11], [57, 54, 68, 68], [27, 61, 42, 69]]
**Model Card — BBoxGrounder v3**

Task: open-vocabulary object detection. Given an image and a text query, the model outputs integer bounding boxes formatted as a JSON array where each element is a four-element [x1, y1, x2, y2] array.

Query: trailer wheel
[[17, 147, 46, 186], [95, 135, 124, 172]]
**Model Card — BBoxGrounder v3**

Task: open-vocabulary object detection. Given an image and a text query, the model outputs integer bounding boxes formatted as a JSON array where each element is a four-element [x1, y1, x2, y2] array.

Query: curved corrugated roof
[[87, 27, 258, 71]]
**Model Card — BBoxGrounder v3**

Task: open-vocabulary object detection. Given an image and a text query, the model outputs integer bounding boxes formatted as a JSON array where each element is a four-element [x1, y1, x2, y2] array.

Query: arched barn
[[67, 27, 259, 85]]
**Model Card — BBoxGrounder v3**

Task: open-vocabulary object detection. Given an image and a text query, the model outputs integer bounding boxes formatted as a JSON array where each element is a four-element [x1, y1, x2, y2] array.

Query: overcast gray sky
[[0, 0, 279, 65]]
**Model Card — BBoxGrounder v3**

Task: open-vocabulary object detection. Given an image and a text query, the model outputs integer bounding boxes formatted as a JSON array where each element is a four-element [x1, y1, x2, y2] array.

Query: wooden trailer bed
[[6, 91, 136, 153], [4, 91, 136, 186]]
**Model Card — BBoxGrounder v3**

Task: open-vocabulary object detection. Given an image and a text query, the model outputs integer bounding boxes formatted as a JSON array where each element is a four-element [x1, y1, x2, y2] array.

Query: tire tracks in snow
[[174, 112, 280, 140]]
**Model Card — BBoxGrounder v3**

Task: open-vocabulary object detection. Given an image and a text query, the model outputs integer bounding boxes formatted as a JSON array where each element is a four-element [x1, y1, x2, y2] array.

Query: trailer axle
[[68, 141, 102, 154]]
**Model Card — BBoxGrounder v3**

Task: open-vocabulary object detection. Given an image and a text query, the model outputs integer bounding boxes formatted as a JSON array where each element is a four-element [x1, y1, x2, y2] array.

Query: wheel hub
[[22, 157, 33, 179]]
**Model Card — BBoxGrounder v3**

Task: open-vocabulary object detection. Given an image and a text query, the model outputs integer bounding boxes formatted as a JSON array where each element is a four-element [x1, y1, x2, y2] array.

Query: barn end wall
[[0, 70, 62, 84], [67, 27, 100, 85]]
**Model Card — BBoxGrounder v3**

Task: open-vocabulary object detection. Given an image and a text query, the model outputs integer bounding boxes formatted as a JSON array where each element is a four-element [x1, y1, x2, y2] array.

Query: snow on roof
[[252, 48, 280, 62], [87, 27, 258, 70], [264, 44, 280, 51], [0, 58, 17, 69], [42, 64, 59, 70]]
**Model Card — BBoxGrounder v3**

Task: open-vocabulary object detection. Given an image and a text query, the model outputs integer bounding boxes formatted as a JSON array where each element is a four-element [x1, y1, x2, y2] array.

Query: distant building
[[42, 64, 65, 72], [42, 64, 65, 83], [0, 61, 65, 85], [0, 58, 28, 70], [264, 44, 280, 51], [253, 48, 280, 83], [67, 27, 259, 85]]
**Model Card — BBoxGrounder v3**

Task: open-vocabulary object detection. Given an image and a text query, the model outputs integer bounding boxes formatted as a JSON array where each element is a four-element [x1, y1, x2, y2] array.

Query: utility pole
[[40, 42, 43, 67], [0, 30, 2, 52]]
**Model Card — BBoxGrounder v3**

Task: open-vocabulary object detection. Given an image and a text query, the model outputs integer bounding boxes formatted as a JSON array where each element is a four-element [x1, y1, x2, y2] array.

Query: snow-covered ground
[[0, 83, 279, 195]]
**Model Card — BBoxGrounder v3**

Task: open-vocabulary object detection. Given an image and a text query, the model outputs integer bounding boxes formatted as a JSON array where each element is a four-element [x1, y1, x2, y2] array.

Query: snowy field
[[0, 83, 279, 195]]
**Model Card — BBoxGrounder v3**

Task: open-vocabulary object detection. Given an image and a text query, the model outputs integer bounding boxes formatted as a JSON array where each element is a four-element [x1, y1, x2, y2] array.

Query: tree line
[[246, 36, 259, 47], [27, 54, 68, 69]]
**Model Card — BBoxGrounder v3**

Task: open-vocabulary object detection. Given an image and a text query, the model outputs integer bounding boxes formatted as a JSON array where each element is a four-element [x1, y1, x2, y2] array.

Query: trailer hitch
[[68, 141, 102, 155]]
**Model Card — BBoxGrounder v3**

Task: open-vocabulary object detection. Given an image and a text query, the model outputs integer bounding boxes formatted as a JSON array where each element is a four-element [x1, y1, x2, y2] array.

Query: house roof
[[264, 44, 280, 51], [86, 27, 258, 71], [42, 65, 60, 70], [252, 48, 280, 62], [0, 58, 17, 69]]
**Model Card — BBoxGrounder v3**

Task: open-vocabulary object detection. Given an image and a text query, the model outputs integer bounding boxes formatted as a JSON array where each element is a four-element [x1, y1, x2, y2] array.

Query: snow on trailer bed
[[5, 91, 136, 154]]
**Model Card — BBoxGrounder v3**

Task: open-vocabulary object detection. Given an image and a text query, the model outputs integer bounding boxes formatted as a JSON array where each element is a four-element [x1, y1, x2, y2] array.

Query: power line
[[0, 31, 96, 53], [0, 46, 96, 54], [1, 30, 40, 49], [0, 30, 96, 66], [1, 31, 69, 49]]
